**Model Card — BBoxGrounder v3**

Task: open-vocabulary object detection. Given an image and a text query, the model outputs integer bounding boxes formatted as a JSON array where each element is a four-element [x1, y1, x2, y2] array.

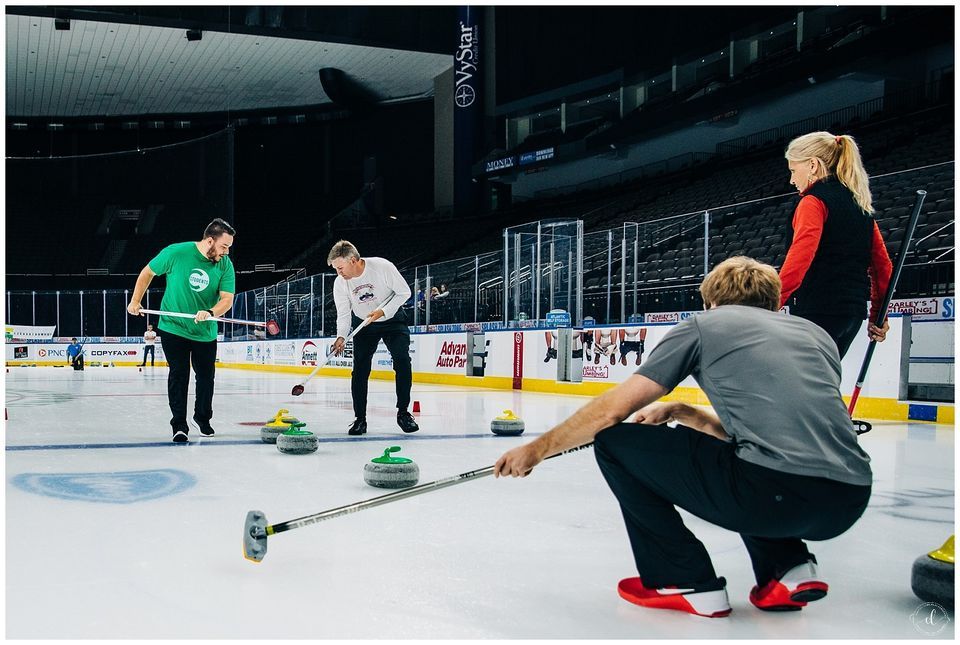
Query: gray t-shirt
[[636, 305, 872, 486]]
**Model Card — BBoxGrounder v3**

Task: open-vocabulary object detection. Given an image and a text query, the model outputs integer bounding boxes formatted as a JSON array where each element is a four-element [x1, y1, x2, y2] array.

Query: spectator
[[140, 324, 157, 367], [66, 337, 84, 371]]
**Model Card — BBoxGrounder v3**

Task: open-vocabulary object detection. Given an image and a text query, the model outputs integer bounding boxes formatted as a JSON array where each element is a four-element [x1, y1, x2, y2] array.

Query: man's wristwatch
[[205, 309, 215, 317]]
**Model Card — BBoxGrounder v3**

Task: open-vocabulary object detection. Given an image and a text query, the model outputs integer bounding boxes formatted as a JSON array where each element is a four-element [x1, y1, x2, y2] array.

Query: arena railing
[[8, 164, 952, 337]]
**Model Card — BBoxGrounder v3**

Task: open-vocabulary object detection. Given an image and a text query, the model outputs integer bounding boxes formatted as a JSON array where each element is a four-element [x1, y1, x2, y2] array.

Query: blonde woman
[[780, 132, 893, 358]]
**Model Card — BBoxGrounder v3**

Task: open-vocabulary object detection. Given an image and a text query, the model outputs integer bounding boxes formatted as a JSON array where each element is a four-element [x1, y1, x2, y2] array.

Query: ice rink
[[5, 365, 955, 639]]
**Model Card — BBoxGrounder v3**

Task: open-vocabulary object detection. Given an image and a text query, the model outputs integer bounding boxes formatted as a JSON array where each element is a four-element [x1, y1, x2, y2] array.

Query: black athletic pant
[[140, 345, 155, 366], [161, 331, 217, 428], [594, 422, 871, 589], [350, 313, 412, 418], [71, 355, 84, 370], [794, 312, 863, 359]]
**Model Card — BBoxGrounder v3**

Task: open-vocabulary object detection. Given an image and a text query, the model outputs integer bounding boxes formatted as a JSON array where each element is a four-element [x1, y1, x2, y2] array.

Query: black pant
[[794, 312, 863, 359], [71, 355, 84, 370], [140, 345, 155, 366], [594, 423, 871, 589], [161, 331, 217, 428], [350, 314, 412, 418]]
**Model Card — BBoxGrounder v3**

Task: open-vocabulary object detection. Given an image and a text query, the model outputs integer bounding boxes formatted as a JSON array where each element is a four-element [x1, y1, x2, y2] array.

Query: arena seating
[[404, 108, 955, 311], [7, 99, 952, 312], [347, 106, 953, 319]]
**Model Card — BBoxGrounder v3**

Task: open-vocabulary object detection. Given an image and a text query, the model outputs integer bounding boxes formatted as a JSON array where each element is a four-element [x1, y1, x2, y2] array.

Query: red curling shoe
[[618, 576, 732, 618], [749, 560, 828, 611]]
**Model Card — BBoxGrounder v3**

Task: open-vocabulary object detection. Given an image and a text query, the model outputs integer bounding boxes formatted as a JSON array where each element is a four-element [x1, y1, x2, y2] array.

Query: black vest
[[784, 177, 874, 317]]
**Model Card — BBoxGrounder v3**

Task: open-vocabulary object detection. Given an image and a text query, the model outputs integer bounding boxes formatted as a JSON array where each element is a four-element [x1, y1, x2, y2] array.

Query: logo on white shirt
[[351, 283, 376, 301]]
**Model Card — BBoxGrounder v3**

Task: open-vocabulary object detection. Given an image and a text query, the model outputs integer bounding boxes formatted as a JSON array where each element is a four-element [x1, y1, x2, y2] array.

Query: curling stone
[[912, 535, 955, 605], [276, 422, 318, 455], [491, 409, 525, 436], [363, 446, 419, 489], [268, 407, 300, 425], [260, 409, 294, 444]]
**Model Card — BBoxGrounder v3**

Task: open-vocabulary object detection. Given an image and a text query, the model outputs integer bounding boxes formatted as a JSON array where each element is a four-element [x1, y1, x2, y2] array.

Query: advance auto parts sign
[[436, 340, 468, 369]]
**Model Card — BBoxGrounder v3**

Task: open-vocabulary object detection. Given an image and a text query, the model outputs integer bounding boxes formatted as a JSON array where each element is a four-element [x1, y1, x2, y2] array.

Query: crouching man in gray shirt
[[494, 256, 871, 619]]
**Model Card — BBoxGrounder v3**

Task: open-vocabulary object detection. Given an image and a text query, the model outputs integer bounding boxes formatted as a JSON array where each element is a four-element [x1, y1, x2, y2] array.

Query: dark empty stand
[[310, 105, 952, 322]]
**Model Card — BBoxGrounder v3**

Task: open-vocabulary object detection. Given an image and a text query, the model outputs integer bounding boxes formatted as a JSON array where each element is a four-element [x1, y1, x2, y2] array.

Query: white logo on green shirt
[[189, 269, 210, 292]]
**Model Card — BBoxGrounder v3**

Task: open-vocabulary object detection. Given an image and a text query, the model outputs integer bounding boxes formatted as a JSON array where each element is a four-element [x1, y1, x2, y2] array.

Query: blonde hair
[[327, 240, 360, 265], [785, 131, 874, 213], [700, 256, 781, 312]]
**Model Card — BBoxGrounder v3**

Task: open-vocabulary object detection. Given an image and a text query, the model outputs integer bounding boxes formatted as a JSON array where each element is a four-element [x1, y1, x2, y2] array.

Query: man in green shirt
[[127, 218, 237, 442]]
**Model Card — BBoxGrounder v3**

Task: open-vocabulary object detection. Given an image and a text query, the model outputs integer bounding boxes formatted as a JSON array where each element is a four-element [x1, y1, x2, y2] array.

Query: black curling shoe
[[193, 416, 215, 436], [348, 418, 368, 435], [397, 410, 419, 433]]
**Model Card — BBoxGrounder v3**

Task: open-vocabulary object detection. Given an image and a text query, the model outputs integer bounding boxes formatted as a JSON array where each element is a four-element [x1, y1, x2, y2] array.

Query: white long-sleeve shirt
[[332, 257, 412, 339]]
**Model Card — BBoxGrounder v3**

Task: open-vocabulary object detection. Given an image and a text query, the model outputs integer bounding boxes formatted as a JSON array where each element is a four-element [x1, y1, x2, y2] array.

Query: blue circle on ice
[[10, 469, 197, 504]]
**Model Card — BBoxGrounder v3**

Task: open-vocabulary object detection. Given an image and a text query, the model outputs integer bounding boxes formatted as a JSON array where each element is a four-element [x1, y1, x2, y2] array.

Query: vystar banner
[[453, 6, 482, 215]]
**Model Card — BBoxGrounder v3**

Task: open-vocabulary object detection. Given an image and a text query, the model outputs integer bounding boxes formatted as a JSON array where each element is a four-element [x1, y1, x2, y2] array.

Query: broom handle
[[138, 308, 268, 328], [293, 292, 397, 388], [848, 189, 926, 415], [262, 443, 595, 537]]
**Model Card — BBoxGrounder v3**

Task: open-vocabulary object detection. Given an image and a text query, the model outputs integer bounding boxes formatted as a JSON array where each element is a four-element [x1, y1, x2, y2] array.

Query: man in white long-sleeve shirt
[[328, 240, 418, 435]]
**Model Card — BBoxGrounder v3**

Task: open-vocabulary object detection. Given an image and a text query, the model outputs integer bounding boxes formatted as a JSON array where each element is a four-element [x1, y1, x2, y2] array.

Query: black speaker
[[318, 68, 379, 113]]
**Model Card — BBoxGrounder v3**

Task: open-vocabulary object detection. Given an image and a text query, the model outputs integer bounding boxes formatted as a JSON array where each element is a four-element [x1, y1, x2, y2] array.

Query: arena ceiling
[[6, 12, 454, 118]]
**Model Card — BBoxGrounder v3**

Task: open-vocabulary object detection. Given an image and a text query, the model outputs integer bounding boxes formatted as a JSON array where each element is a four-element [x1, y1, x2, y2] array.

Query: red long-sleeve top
[[779, 194, 893, 321]]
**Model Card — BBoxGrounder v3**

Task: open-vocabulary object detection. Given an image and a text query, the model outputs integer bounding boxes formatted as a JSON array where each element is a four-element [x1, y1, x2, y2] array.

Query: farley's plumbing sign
[[887, 297, 954, 321]]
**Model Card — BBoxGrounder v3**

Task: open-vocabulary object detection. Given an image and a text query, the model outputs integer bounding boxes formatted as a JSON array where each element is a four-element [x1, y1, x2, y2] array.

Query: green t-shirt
[[148, 242, 236, 342]]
